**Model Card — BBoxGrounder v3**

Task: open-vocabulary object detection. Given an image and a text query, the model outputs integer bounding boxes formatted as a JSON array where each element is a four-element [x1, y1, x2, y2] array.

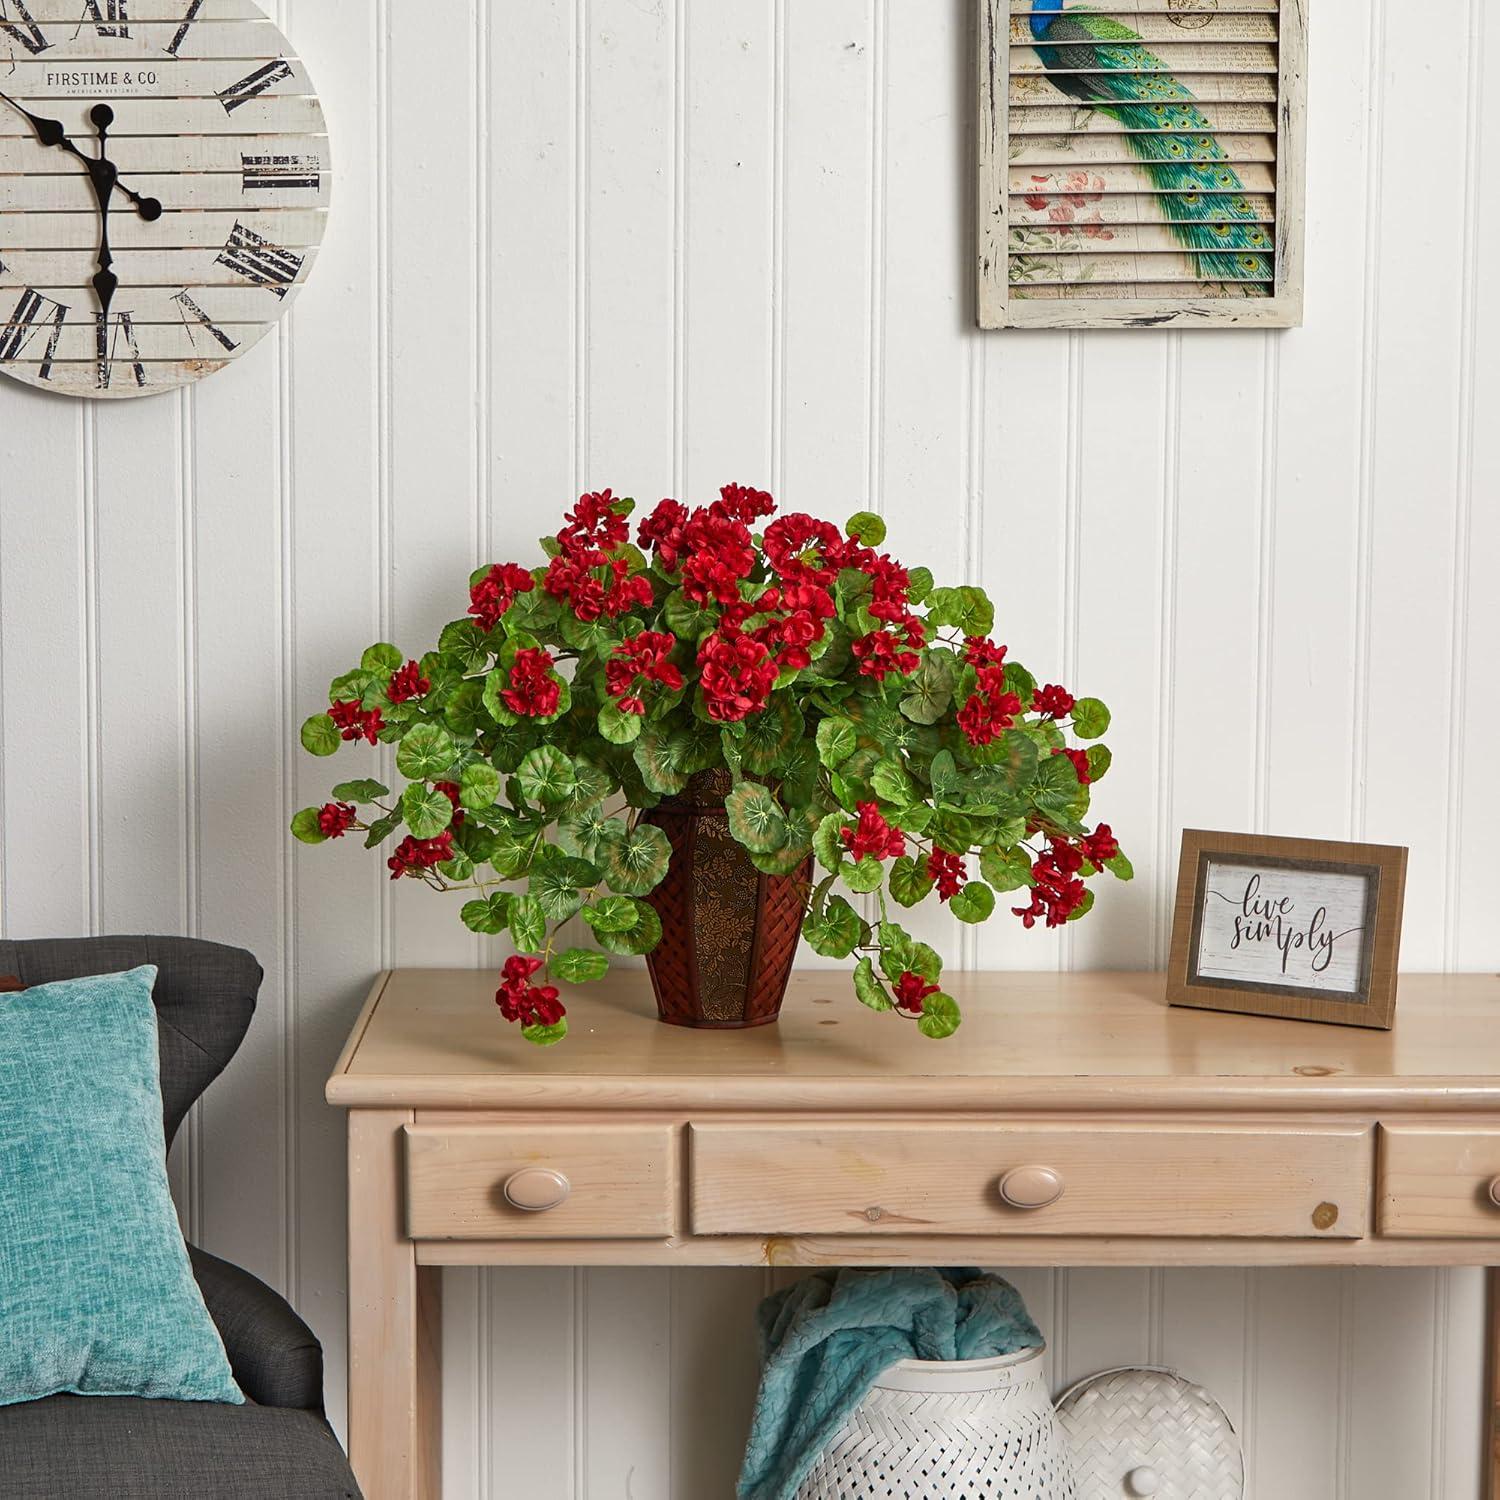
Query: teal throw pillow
[[0, 965, 242, 1406]]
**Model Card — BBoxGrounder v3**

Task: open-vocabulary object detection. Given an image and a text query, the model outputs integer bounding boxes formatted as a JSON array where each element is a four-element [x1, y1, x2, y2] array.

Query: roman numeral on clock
[[216, 220, 305, 297], [96, 310, 145, 390], [172, 289, 238, 353], [217, 57, 294, 114], [241, 153, 322, 192], [0, 288, 67, 380], [0, 0, 51, 55], [164, 0, 203, 57], [75, 0, 128, 39]]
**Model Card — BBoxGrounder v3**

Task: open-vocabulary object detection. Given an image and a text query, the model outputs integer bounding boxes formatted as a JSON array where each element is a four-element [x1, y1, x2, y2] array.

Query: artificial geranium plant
[[293, 485, 1130, 1044]]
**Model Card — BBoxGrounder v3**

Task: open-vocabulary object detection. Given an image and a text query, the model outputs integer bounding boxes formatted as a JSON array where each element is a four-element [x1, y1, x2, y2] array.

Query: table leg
[[348, 1108, 442, 1500]]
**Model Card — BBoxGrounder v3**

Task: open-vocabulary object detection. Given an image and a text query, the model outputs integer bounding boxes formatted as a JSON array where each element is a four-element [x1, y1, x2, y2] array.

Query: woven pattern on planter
[[794, 1379, 1075, 1500], [1054, 1367, 1242, 1500]]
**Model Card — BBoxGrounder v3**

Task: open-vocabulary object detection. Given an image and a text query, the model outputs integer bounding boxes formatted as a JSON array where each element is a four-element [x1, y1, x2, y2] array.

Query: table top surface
[[326, 968, 1500, 1113]]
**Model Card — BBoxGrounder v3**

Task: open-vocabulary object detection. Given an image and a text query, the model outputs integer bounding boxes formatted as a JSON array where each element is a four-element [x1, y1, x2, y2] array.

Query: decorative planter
[[642, 770, 811, 1028], [794, 1346, 1073, 1500]]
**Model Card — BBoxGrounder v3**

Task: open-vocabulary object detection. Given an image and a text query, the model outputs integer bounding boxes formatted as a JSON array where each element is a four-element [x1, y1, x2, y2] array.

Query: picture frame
[[1166, 829, 1408, 1029], [976, 0, 1308, 331]]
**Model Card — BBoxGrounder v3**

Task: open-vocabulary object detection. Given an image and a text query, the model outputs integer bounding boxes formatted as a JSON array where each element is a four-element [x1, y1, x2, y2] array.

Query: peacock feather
[[1027, 0, 1273, 289]]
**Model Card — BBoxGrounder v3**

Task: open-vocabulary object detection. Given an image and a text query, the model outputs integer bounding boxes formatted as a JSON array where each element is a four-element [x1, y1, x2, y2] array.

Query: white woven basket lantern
[[792, 1345, 1075, 1500], [1053, 1367, 1243, 1500]]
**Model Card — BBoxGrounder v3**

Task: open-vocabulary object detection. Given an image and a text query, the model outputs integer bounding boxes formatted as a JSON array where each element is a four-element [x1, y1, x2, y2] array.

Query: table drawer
[[689, 1121, 1371, 1238], [1378, 1125, 1500, 1238], [404, 1123, 676, 1240]]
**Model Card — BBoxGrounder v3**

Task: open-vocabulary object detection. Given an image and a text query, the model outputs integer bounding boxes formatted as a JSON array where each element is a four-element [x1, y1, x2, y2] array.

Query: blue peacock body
[[1027, 0, 1273, 289]]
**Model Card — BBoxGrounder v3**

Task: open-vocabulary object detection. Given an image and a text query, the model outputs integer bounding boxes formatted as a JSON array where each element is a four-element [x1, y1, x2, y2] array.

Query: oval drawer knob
[[1125, 1466, 1161, 1496], [502, 1167, 571, 1213], [998, 1165, 1064, 1210], [1488, 1176, 1500, 1210]]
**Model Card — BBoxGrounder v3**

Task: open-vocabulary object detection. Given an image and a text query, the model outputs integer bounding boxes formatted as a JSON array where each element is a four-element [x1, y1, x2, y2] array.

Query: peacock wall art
[[976, 0, 1307, 329]]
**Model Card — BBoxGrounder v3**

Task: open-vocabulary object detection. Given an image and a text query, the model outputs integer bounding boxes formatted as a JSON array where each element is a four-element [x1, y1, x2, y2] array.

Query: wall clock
[[0, 0, 329, 398]]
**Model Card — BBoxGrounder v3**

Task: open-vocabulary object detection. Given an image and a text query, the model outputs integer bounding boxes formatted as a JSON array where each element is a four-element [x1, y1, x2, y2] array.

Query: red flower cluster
[[606, 630, 683, 715], [962, 637, 1007, 669], [544, 489, 652, 622], [1081, 823, 1118, 867], [330, 698, 384, 744], [852, 621, 923, 681], [841, 802, 905, 862], [957, 666, 1023, 747], [386, 660, 431, 704], [317, 801, 357, 839], [927, 847, 967, 902], [1053, 746, 1091, 786], [892, 970, 939, 1015], [468, 563, 534, 631], [1032, 683, 1075, 719], [494, 955, 565, 1028], [387, 830, 455, 880], [1012, 838, 1088, 928], [502, 648, 562, 718], [698, 629, 778, 722]]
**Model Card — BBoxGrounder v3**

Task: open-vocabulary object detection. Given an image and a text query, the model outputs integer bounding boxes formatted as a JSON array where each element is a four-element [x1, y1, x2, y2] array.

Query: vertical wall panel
[[0, 0, 1494, 1495]]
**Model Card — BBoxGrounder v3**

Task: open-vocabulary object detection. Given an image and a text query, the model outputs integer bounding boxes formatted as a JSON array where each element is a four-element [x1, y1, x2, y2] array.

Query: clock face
[[0, 0, 329, 398]]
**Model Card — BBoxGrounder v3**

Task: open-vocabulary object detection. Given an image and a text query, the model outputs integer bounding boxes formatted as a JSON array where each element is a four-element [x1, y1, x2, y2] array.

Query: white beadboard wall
[[0, 0, 1495, 1496]]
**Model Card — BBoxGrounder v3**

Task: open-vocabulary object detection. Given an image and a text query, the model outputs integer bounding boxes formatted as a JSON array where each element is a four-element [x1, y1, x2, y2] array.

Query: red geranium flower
[[386, 659, 431, 704], [329, 698, 385, 745], [468, 563, 535, 630], [1032, 683, 1075, 719], [501, 647, 562, 718], [607, 630, 683, 713], [1012, 836, 1088, 928], [1082, 824, 1118, 866], [851, 623, 923, 681], [638, 498, 690, 570], [892, 970, 939, 1015], [317, 801, 357, 838], [962, 637, 1008, 670], [386, 831, 455, 879], [840, 802, 905, 862], [494, 954, 567, 1028], [1054, 746, 1091, 785], [957, 680, 1022, 746], [927, 847, 967, 902], [698, 629, 778, 723]]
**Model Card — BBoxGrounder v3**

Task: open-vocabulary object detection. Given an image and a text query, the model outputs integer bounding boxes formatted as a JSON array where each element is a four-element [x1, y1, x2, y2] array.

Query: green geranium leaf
[[664, 588, 715, 640], [813, 812, 846, 874], [460, 892, 512, 934], [290, 807, 326, 844], [725, 781, 789, 855], [459, 761, 503, 810], [598, 701, 644, 745], [918, 992, 962, 1040], [438, 619, 494, 672], [634, 729, 689, 796], [522, 1018, 569, 1047], [843, 856, 885, 894], [815, 716, 857, 770], [560, 803, 616, 861], [516, 745, 577, 808], [300, 713, 340, 757], [582, 895, 642, 934], [870, 758, 917, 807], [599, 824, 672, 895], [560, 758, 614, 817], [980, 845, 1034, 893], [741, 697, 803, 776], [401, 783, 453, 839], [802, 895, 864, 959], [1067, 887, 1096, 922], [906, 566, 934, 605], [888, 854, 934, 908], [593, 899, 662, 955], [898, 652, 956, 726], [529, 857, 597, 922], [363, 809, 402, 848], [508, 893, 548, 953], [1071, 697, 1111, 739], [845, 511, 886, 547], [331, 779, 389, 804], [1086, 744, 1112, 782], [1106, 851, 1135, 881], [852, 955, 894, 1011], [396, 722, 456, 780], [667, 719, 722, 774], [361, 642, 403, 673], [949, 880, 996, 924], [550, 947, 610, 985]]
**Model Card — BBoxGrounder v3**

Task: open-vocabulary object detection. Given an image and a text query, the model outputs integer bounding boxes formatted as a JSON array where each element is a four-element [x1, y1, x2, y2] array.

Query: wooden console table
[[327, 968, 1500, 1500]]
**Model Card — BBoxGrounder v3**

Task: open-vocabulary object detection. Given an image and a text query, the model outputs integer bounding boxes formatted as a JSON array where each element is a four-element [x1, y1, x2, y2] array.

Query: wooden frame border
[[1167, 828, 1407, 1029], [976, 0, 1308, 330]]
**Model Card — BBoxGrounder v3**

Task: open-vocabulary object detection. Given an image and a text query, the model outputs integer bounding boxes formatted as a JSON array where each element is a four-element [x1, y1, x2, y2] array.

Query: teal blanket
[[738, 1268, 1042, 1500]]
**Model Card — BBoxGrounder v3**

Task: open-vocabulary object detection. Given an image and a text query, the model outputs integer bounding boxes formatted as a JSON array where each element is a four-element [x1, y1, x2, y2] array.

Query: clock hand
[[87, 103, 118, 323], [0, 89, 162, 221]]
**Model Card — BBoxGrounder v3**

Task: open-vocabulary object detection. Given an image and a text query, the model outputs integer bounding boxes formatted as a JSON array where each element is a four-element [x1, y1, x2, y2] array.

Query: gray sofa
[[0, 936, 361, 1500]]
